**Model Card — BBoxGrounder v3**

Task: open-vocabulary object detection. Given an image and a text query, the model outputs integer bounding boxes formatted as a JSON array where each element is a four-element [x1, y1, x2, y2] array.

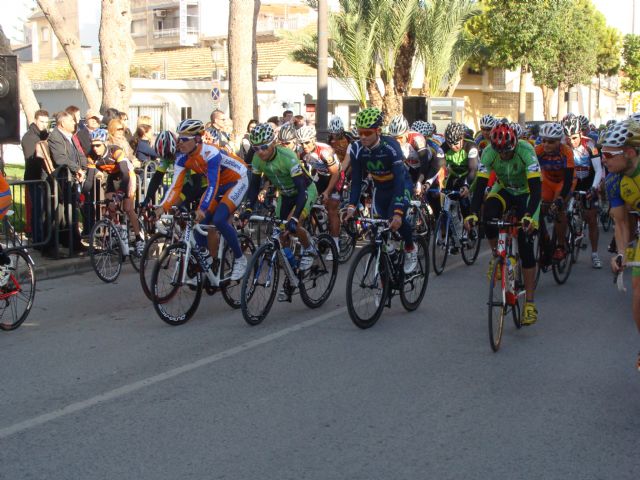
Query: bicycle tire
[[432, 214, 450, 275], [240, 242, 279, 326], [300, 233, 339, 308], [570, 217, 584, 264], [488, 257, 506, 352], [552, 224, 574, 285], [139, 232, 171, 301], [220, 234, 256, 309], [601, 209, 612, 232], [346, 244, 390, 329], [338, 223, 356, 264], [0, 249, 36, 331], [400, 235, 429, 311], [89, 219, 123, 283], [150, 244, 203, 326], [461, 224, 481, 265]]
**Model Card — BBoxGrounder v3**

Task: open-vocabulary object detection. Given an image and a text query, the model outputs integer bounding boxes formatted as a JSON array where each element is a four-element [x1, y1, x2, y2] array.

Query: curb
[[32, 255, 94, 282]]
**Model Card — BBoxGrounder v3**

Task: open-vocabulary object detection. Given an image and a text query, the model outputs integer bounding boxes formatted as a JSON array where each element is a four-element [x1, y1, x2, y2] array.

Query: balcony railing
[[257, 17, 308, 32], [153, 27, 199, 38]]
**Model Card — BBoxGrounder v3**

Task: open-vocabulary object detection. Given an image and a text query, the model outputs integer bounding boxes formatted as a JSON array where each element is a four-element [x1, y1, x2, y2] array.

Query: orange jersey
[[535, 143, 574, 184]]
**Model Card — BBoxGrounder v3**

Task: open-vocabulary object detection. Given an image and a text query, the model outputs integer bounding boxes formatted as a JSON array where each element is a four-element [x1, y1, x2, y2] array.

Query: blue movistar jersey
[[348, 135, 412, 213]]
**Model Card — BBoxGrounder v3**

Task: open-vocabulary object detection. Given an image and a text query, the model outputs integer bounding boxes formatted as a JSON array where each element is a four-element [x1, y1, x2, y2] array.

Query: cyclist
[[327, 115, 356, 163], [343, 108, 417, 274], [465, 123, 542, 325], [297, 125, 344, 255], [90, 128, 145, 255], [577, 114, 599, 145], [562, 114, 603, 268], [475, 114, 497, 155], [535, 122, 575, 261], [601, 118, 640, 370], [159, 119, 248, 281], [242, 123, 318, 271]]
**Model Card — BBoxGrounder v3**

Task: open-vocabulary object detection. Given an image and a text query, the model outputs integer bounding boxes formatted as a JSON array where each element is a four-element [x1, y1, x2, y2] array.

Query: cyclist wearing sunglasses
[[327, 115, 356, 164], [160, 119, 249, 281], [465, 123, 542, 326], [344, 108, 418, 275], [242, 123, 318, 271], [562, 114, 603, 268], [601, 118, 640, 370], [475, 114, 497, 156], [535, 122, 575, 262]]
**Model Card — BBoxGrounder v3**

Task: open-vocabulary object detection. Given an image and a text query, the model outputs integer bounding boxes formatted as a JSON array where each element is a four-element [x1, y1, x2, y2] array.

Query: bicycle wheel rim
[[300, 234, 338, 308], [346, 244, 389, 329], [461, 224, 481, 265], [221, 234, 255, 309], [0, 250, 36, 331], [140, 232, 171, 301], [241, 243, 279, 326], [89, 219, 123, 283], [488, 258, 506, 352], [552, 228, 573, 285], [400, 235, 429, 311], [431, 216, 449, 275]]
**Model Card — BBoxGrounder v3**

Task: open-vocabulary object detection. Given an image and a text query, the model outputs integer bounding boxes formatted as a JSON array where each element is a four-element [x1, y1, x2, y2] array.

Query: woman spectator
[[108, 119, 135, 163], [131, 123, 158, 164], [240, 119, 258, 160]]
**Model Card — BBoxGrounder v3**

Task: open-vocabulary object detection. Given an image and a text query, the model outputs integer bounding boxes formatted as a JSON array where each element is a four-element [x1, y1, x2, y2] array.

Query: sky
[[591, 0, 639, 34]]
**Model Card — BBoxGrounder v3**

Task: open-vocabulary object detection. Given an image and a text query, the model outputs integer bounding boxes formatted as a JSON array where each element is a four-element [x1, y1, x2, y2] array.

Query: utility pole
[[317, 0, 328, 142]]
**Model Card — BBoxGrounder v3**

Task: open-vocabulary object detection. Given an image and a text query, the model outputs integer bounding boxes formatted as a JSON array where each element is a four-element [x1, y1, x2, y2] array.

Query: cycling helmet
[[465, 126, 475, 139], [355, 107, 383, 129], [296, 125, 316, 143], [154, 130, 177, 158], [278, 124, 298, 143], [350, 126, 360, 139], [577, 114, 589, 131], [539, 122, 564, 140], [205, 127, 221, 143], [479, 114, 497, 129], [444, 122, 466, 145], [489, 123, 517, 152], [249, 123, 276, 145], [411, 120, 429, 137], [628, 112, 640, 123], [91, 128, 108, 143], [510, 122, 525, 139], [388, 115, 409, 136], [176, 119, 204, 136], [600, 119, 640, 148], [562, 115, 581, 136], [606, 119, 617, 128], [328, 116, 344, 134]]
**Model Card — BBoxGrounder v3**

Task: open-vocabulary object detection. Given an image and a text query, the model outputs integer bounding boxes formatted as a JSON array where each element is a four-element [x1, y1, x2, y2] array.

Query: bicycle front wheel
[[240, 243, 279, 326], [461, 223, 481, 265], [0, 249, 36, 331], [300, 233, 338, 308], [431, 215, 450, 275], [89, 219, 123, 283], [552, 226, 573, 285], [220, 234, 256, 309], [151, 244, 203, 326], [400, 235, 429, 311], [346, 244, 389, 329], [488, 257, 506, 352], [338, 223, 356, 264], [139, 232, 170, 301]]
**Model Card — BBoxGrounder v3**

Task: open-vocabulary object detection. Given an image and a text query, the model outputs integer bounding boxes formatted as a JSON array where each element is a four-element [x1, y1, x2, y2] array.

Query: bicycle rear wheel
[[139, 232, 170, 300], [240, 243, 279, 326], [400, 235, 429, 311], [0, 249, 36, 331], [488, 257, 506, 352], [552, 226, 574, 285], [300, 234, 339, 308], [151, 244, 203, 326], [461, 223, 481, 265], [338, 223, 356, 264], [432, 215, 450, 275], [220, 234, 255, 309], [346, 244, 390, 329], [89, 219, 123, 283]]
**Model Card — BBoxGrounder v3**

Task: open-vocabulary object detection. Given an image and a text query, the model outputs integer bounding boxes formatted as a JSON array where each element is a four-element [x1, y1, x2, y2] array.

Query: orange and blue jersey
[[162, 144, 247, 213], [0, 175, 11, 220], [535, 143, 575, 184]]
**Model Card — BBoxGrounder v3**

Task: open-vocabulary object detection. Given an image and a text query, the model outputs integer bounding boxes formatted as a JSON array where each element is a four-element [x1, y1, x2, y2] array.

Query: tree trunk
[[100, 0, 135, 113], [228, 0, 257, 139], [36, 0, 101, 112], [252, 1, 260, 120], [0, 26, 40, 123], [366, 78, 383, 109], [420, 71, 431, 97], [393, 30, 415, 97], [518, 63, 527, 124], [596, 75, 601, 124], [540, 85, 553, 120], [556, 83, 564, 120], [444, 72, 462, 97]]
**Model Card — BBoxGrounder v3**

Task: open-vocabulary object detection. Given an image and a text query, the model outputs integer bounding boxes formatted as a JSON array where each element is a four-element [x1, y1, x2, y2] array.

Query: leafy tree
[[623, 34, 640, 105]]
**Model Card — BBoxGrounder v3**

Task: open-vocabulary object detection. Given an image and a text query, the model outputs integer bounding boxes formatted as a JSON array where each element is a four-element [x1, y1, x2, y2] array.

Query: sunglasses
[[280, 141, 296, 147], [91, 143, 104, 148], [301, 140, 314, 146], [358, 128, 377, 138], [602, 150, 625, 159], [252, 142, 273, 152], [116, 127, 124, 131], [178, 136, 195, 143], [541, 138, 559, 144]]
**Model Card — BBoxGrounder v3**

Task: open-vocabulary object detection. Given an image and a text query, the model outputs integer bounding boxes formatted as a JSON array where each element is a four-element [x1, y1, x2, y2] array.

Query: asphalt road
[[1, 234, 638, 479]]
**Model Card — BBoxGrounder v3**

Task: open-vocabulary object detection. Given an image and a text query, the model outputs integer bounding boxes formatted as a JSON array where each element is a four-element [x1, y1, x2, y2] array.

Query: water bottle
[[283, 247, 298, 269], [507, 256, 516, 292]]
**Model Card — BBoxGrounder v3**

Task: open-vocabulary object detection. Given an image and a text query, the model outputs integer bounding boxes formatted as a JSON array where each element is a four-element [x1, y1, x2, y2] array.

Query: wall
[[77, 0, 101, 55]]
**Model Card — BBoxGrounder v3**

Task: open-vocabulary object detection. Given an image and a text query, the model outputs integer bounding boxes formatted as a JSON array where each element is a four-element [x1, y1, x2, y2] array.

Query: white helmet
[[510, 122, 525, 139], [296, 125, 316, 143], [480, 114, 497, 129], [388, 115, 409, 136], [539, 122, 564, 140], [328, 116, 344, 134], [601, 119, 640, 148]]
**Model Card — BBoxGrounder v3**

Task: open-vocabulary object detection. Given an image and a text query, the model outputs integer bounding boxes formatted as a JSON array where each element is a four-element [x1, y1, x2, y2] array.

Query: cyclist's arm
[[348, 154, 362, 208], [417, 146, 432, 184], [465, 146, 479, 186], [526, 177, 542, 217], [559, 168, 574, 199], [611, 205, 630, 256], [392, 157, 407, 216], [200, 153, 222, 213], [591, 154, 603, 190], [245, 172, 262, 211], [470, 175, 489, 215], [292, 174, 308, 219], [143, 170, 166, 205], [161, 162, 187, 212], [323, 153, 340, 196]]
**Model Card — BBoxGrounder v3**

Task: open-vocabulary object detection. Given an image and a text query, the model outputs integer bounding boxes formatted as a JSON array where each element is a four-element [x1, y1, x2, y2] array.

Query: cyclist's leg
[[211, 179, 247, 259], [482, 189, 508, 251], [295, 184, 317, 250], [514, 194, 536, 302]]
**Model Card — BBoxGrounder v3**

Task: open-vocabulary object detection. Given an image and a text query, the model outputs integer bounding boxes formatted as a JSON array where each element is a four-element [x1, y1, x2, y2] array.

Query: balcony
[[257, 16, 309, 33], [153, 27, 199, 39]]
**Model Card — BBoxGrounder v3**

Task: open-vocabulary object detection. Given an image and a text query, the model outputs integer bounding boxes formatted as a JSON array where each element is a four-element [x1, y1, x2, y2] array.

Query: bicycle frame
[[491, 219, 524, 306], [360, 218, 403, 294]]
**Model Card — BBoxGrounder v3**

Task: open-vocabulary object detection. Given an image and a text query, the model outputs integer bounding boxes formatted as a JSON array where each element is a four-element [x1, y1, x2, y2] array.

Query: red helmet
[[490, 123, 517, 152]]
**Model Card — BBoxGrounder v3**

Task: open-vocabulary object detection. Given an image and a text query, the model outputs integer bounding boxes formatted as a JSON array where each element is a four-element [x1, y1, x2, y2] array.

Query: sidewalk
[[31, 250, 93, 282]]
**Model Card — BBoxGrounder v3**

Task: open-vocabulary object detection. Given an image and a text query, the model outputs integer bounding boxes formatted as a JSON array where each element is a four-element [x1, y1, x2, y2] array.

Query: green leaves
[[623, 34, 640, 94]]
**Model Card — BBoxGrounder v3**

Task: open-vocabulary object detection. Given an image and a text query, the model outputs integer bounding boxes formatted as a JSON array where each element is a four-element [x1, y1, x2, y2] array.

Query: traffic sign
[[211, 87, 221, 101]]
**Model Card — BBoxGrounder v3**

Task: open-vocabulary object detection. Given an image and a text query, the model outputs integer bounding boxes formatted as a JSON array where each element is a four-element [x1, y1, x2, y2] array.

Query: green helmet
[[249, 123, 276, 145], [355, 107, 383, 129]]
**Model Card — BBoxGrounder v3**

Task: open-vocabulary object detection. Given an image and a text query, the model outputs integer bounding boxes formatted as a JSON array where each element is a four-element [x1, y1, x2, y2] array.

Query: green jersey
[[478, 140, 541, 196], [444, 140, 478, 179], [251, 146, 311, 197]]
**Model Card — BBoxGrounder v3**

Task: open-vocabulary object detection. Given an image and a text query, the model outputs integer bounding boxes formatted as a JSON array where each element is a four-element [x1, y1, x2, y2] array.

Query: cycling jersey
[[535, 143, 575, 184], [328, 132, 355, 162], [162, 144, 247, 213], [478, 140, 541, 196], [569, 137, 602, 189], [620, 163, 640, 210], [0, 175, 11, 220], [402, 131, 429, 171], [474, 133, 490, 154], [605, 172, 624, 208], [252, 146, 312, 197], [302, 142, 339, 178], [94, 144, 137, 198], [443, 140, 479, 187]]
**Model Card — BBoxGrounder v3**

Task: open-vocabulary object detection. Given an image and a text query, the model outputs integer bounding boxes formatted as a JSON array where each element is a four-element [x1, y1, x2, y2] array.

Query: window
[[131, 20, 145, 36], [41, 27, 49, 42]]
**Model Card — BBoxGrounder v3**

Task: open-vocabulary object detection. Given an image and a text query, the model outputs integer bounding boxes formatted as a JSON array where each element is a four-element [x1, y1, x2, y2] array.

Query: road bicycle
[[431, 189, 481, 275], [0, 212, 36, 331], [88, 194, 147, 283], [240, 214, 338, 326], [150, 210, 255, 325], [306, 202, 356, 263], [346, 217, 429, 329], [535, 202, 574, 286], [484, 215, 526, 352], [566, 190, 591, 264], [405, 196, 434, 238]]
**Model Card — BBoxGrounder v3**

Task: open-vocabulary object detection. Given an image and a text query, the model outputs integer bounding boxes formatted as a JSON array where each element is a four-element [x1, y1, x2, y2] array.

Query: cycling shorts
[[200, 176, 248, 214], [276, 183, 318, 221]]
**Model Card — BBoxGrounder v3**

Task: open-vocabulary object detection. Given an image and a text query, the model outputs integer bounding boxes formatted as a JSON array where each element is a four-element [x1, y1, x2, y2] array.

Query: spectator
[[65, 105, 91, 157], [132, 124, 158, 163], [21, 109, 50, 249], [48, 111, 87, 253], [209, 109, 232, 146], [118, 111, 134, 147], [240, 119, 258, 160], [81, 109, 103, 237], [282, 109, 293, 125], [108, 118, 135, 164], [293, 115, 306, 129], [137, 115, 152, 129], [85, 109, 101, 134], [267, 116, 280, 129], [101, 108, 120, 128]]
